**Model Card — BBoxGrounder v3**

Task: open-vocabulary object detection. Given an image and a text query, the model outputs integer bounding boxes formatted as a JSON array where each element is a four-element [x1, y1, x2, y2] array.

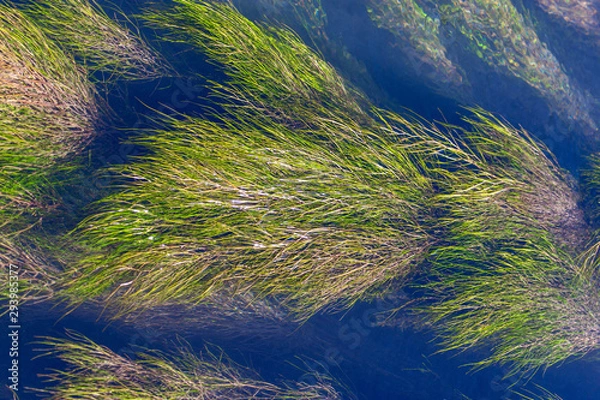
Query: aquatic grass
[[53, 0, 599, 378], [65, 112, 432, 320], [143, 0, 369, 127], [0, 1, 93, 291], [36, 331, 341, 399], [0, 3, 97, 224], [426, 233, 600, 378], [366, 0, 468, 100], [534, 0, 600, 38], [439, 0, 596, 133], [0, 235, 59, 307], [514, 383, 565, 400], [23, 0, 164, 81], [233, 0, 389, 111], [58, 0, 433, 320], [367, 107, 597, 377], [0, 0, 162, 307], [404, 111, 600, 378], [382, 108, 587, 249], [0, 4, 98, 304]]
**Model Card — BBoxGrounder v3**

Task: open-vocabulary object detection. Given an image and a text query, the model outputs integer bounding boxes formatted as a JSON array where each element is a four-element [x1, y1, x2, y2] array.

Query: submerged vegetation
[[0, 3, 97, 215], [37, 332, 341, 399], [366, 0, 468, 99], [534, 0, 600, 38], [3, 0, 600, 397], [0, 0, 161, 306], [23, 0, 164, 80], [0, 3, 97, 303], [383, 109, 597, 377], [53, 0, 599, 380], [439, 0, 596, 133], [65, 0, 432, 320]]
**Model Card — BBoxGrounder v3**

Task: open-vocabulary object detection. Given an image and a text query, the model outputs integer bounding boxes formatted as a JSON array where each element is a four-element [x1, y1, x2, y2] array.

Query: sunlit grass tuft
[[60, 0, 432, 320], [36, 331, 342, 399], [406, 110, 599, 378], [0, 0, 164, 306], [0, 4, 98, 303], [23, 0, 164, 81]]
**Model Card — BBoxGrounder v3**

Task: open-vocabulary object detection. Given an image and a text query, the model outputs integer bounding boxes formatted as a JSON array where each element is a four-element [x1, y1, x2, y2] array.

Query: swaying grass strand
[[36, 331, 342, 399]]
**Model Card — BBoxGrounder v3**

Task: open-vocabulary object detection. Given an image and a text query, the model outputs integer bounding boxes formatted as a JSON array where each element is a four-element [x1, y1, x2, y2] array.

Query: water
[[3, 0, 600, 399]]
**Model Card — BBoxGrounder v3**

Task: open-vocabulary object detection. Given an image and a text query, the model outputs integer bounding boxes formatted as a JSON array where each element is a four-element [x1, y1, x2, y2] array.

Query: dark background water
[[2, 0, 600, 399]]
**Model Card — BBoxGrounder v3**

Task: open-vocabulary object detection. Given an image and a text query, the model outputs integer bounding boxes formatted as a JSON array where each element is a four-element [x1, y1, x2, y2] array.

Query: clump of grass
[[0, 4, 98, 304], [403, 110, 599, 378], [0, 0, 163, 306], [55, 0, 598, 378], [381, 107, 587, 249], [0, 2, 98, 225], [366, 0, 468, 100], [143, 0, 370, 126], [36, 331, 341, 399], [61, 0, 432, 320], [65, 111, 431, 320], [0, 235, 59, 306], [0, 3, 97, 165], [534, 0, 600, 38], [23, 0, 164, 81], [233, 0, 388, 108], [426, 231, 600, 378], [439, 0, 596, 133]]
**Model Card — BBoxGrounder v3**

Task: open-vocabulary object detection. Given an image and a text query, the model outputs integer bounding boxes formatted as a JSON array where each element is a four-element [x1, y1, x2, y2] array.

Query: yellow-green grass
[[233, 0, 387, 108], [0, 1, 163, 306], [57, 0, 599, 379], [514, 383, 565, 400], [0, 2, 97, 259], [1, 235, 58, 306], [36, 331, 341, 399], [411, 111, 598, 378], [60, 0, 432, 320], [22, 0, 164, 81], [64, 111, 432, 319]]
